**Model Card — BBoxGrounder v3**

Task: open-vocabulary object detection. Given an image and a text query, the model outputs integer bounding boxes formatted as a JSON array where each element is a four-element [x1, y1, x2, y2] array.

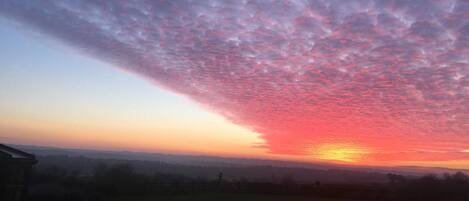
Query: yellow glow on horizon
[[0, 106, 267, 158], [463, 149, 469, 153], [312, 143, 370, 163]]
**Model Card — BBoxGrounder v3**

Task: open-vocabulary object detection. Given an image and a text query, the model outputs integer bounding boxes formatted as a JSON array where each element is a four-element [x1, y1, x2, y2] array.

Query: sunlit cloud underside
[[1, 0, 468, 164]]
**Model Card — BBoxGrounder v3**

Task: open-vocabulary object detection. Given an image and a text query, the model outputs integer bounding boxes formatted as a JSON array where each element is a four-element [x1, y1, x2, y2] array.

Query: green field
[[117, 194, 360, 201]]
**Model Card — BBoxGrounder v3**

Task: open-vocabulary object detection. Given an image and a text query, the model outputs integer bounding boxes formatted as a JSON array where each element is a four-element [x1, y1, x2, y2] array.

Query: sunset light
[[1, 1, 469, 200], [313, 144, 370, 163], [1, 0, 468, 169]]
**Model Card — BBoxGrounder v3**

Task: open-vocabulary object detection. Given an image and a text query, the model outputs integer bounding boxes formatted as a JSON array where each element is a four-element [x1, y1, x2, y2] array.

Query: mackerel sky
[[1, 0, 468, 164]]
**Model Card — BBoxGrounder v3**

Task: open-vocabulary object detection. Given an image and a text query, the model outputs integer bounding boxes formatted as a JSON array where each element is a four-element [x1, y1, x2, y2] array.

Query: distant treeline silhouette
[[26, 161, 469, 201], [386, 172, 469, 201]]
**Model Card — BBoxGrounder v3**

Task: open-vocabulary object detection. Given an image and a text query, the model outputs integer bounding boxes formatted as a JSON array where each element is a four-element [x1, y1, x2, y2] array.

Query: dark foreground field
[[117, 194, 359, 201], [24, 154, 469, 201]]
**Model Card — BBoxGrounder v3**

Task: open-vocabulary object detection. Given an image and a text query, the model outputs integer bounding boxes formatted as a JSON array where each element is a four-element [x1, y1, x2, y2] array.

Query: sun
[[312, 143, 370, 163]]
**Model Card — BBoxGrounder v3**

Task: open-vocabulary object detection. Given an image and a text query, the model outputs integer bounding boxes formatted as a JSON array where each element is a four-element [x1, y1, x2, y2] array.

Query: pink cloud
[[1, 0, 468, 163]]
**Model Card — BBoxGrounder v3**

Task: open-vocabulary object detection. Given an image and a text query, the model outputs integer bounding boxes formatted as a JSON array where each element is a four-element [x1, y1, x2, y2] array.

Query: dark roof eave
[[0, 144, 37, 163]]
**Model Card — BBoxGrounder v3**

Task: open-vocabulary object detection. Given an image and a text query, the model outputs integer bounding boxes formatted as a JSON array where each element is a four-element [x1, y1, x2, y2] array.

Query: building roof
[[0, 144, 37, 163]]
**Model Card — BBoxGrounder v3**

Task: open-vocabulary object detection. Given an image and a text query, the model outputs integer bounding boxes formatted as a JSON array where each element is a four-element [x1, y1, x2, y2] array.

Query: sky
[[0, 0, 468, 169], [0, 18, 264, 158]]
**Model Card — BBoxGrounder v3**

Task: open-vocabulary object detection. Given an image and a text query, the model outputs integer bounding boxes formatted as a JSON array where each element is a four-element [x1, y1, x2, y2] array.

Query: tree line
[[26, 162, 469, 201]]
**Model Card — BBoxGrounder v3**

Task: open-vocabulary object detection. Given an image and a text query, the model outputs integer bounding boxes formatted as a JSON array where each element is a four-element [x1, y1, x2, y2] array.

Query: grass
[[116, 193, 361, 201]]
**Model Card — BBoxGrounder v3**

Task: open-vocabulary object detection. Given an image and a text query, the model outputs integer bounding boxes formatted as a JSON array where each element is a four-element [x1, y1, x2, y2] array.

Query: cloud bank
[[1, 0, 468, 163]]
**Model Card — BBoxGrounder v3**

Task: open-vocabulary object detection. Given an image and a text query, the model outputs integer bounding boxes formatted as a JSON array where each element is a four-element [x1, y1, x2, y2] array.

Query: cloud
[[1, 0, 468, 163]]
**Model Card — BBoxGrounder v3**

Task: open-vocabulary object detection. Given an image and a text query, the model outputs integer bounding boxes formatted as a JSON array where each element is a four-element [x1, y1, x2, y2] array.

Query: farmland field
[[117, 194, 362, 201]]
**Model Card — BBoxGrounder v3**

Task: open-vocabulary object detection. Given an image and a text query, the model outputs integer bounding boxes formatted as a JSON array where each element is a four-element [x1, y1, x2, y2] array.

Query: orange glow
[[2, 0, 469, 171], [311, 143, 370, 163]]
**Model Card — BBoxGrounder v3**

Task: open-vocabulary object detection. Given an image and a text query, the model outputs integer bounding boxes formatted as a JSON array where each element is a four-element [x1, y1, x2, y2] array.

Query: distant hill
[[10, 144, 469, 182]]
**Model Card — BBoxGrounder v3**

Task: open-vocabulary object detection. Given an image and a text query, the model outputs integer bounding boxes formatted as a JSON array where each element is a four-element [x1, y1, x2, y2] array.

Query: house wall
[[1, 160, 34, 201]]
